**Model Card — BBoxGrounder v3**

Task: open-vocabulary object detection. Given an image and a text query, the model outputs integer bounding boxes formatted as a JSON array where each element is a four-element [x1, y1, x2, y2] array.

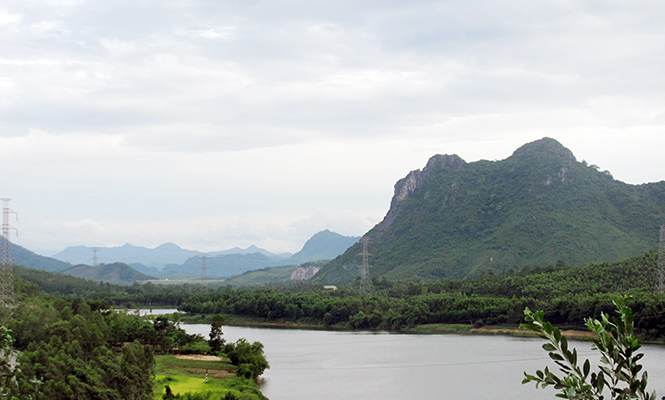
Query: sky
[[1, 0, 664, 256]]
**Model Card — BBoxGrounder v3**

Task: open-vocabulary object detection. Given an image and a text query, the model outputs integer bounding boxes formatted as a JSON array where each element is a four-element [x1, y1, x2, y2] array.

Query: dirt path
[[174, 354, 224, 361]]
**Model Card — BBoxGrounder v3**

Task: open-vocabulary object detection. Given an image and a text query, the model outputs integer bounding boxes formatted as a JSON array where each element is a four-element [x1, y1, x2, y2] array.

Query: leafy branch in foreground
[[521, 296, 654, 400]]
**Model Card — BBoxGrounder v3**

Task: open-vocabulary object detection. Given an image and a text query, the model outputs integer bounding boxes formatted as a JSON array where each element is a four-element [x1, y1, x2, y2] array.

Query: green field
[[153, 355, 267, 400]]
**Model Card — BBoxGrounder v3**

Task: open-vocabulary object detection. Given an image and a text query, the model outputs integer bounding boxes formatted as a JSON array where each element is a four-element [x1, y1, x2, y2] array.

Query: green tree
[[522, 296, 653, 400], [208, 315, 225, 354], [0, 326, 18, 399], [224, 339, 269, 380]]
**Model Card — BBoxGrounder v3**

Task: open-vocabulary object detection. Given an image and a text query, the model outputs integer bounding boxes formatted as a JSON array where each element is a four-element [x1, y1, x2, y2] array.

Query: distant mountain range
[[52, 242, 201, 269], [11, 229, 358, 284], [1, 238, 151, 285], [314, 138, 665, 284], [150, 230, 359, 279]]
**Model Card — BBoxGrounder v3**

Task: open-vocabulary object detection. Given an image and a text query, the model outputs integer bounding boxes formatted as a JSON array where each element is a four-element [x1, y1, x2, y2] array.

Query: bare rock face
[[289, 265, 321, 280], [377, 153, 467, 234]]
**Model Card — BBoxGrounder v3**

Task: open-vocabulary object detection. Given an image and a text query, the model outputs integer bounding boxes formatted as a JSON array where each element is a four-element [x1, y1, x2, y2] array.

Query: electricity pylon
[[199, 255, 209, 284], [1, 199, 18, 307], [358, 238, 373, 296], [91, 247, 101, 266]]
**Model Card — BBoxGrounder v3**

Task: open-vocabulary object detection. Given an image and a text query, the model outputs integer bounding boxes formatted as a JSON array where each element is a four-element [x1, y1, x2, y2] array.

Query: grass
[[405, 323, 474, 334], [153, 355, 266, 400]]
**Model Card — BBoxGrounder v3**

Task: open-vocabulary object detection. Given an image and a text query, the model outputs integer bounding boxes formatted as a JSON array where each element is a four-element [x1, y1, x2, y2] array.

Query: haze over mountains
[[53, 242, 201, 269], [315, 138, 665, 284], [9, 230, 358, 283], [8, 137, 665, 287]]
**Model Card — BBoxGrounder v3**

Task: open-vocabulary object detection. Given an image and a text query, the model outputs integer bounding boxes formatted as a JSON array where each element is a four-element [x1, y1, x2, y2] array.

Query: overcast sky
[[1, 0, 664, 256]]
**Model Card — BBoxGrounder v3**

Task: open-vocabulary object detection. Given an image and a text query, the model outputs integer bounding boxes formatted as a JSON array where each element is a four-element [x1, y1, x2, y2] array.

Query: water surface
[[181, 324, 665, 400]]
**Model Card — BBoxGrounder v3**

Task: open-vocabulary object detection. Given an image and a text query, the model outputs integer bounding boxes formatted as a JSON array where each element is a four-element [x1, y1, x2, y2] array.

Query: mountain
[[1, 237, 71, 272], [221, 265, 301, 287], [162, 252, 278, 279], [314, 138, 665, 284], [52, 242, 200, 269], [209, 245, 292, 259], [48, 231, 361, 281], [60, 262, 156, 285], [287, 230, 359, 264], [154, 230, 358, 280]]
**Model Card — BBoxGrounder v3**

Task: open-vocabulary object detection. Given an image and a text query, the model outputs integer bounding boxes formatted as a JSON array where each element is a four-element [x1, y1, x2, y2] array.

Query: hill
[[314, 138, 665, 284], [154, 230, 358, 280], [60, 262, 156, 285], [12, 265, 125, 295], [52, 242, 200, 269], [208, 244, 292, 259], [50, 230, 356, 279], [287, 230, 359, 264], [222, 265, 302, 287], [2, 237, 71, 272], [163, 252, 277, 279]]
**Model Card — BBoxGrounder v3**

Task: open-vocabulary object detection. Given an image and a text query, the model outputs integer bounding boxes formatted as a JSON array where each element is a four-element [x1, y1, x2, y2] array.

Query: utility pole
[[656, 225, 665, 293], [1, 198, 18, 307], [358, 238, 372, 296], [91, 247, 101, 266]]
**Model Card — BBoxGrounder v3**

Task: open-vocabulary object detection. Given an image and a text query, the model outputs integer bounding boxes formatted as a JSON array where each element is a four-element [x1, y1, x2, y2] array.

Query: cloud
[[2, 0, 665, 253]]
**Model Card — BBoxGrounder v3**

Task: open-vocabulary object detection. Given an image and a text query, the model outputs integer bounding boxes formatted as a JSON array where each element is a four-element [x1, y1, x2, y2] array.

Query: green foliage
[[522, 296, 654, 400], [0, 326, 19, 400], [209, 315, 226, 354], [224, 339, 269, 380], [315, 138, 665, 284], [174, 251, 665, 339], [154, 356, 266, 400], [0, 293, 200, 399], [178, 341, 211, 355], [222, 265, 300, 287]]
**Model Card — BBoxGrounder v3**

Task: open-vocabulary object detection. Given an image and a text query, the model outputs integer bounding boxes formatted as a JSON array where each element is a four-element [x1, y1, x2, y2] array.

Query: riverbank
[[153, 354, 267, 400], [147, 310, 665, 343], [174, 312, 596, 340]]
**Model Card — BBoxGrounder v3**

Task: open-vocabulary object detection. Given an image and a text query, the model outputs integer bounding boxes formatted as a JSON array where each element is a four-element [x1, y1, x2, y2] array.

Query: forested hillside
[[2, 269, 269, 400], [2, 238, 70, 272], [178, 251, 665, 338], [60, 262, 155, 285], [12, 251, 665, 340], [315, 138, 665, 284]]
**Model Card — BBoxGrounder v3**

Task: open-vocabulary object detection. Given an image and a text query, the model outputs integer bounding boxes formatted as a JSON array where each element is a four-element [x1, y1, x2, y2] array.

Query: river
[[178, 323, 665, 400]]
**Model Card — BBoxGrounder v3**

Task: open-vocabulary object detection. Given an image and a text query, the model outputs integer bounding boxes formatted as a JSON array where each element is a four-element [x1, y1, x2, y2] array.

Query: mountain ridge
[[314, 137, 665, 284], [60, 262, 156, 285]]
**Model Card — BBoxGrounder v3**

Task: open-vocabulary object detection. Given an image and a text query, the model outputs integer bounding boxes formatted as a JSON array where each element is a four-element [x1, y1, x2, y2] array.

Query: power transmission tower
[[1, 198, 18, 307], [91, 247, 101, 266], [358, 238, 373, 296], [656, 225, 665, 293], [199, 255, 209, 284]]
